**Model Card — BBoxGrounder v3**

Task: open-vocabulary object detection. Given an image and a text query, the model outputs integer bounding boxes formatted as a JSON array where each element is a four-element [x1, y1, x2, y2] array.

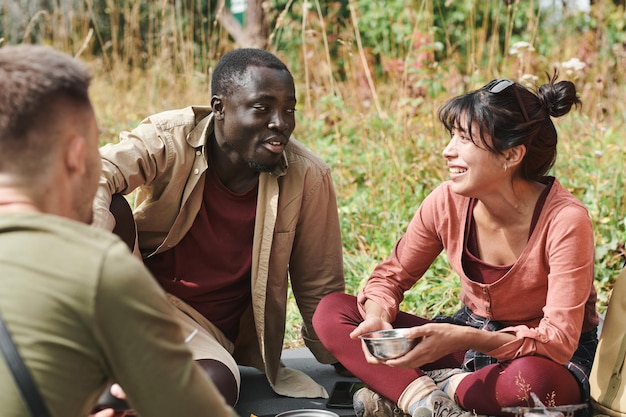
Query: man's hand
[[89, 384, 133, 417]]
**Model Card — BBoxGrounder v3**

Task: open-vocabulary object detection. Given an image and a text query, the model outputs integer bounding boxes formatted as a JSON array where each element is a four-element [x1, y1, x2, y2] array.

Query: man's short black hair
[[211, 48, 292, 96]]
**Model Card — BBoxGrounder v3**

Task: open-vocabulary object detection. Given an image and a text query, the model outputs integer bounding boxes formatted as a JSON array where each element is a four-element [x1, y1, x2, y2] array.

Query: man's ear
[[211, 95, 224, 120], [65, 135, 86, 176]]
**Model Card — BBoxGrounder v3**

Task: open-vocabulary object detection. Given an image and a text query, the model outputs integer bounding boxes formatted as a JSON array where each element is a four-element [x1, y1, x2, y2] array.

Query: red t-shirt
[[145, 165, 257, 342]]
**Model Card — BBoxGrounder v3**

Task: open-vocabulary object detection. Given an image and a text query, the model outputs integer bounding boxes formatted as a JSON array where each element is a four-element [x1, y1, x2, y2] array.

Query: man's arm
[[94, 242, 236, 417], [288, 166, 345, 364], [92, 121, 168, 231]]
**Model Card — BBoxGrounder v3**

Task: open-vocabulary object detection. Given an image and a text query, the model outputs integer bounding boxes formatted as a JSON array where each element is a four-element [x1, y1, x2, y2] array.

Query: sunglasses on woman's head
[[485, 78, 530, 122]]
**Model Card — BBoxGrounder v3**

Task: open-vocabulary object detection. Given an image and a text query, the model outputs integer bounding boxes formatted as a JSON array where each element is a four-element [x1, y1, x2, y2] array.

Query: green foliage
[[5, 0, 626, 347], [352, 0, 417, 57]]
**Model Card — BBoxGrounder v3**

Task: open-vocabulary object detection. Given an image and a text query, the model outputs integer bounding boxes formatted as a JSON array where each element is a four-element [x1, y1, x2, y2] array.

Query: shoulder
[[284, 138, 331, 174], [24, 214, 124, 252], [70, 221, 164, 303], [143, 106, 212, 132], [544, 178, 591, 221], [422, 181, 468, 211], [55, 217, 142, 274], [539, 179, 594, 248], [0, 213, 138, 289]]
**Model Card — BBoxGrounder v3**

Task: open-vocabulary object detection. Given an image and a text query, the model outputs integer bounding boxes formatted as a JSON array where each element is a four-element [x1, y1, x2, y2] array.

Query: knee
[[458, 356, 582, 413], [315, 291, 342, 311], [313, 292, 352, 329], [195, 359, 239, 407], [497, 356, 581, 405]]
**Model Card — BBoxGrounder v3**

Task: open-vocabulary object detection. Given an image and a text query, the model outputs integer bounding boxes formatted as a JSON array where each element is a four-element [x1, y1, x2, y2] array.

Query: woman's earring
[[503, 162, 509, 172]]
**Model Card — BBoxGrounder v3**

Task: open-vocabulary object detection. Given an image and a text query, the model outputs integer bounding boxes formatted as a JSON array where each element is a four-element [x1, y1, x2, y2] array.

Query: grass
[[6, 0, 625, 348]]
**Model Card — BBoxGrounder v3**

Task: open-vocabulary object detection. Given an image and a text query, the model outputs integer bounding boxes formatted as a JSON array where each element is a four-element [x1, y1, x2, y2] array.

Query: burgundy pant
[[313, 293, 582, 416]]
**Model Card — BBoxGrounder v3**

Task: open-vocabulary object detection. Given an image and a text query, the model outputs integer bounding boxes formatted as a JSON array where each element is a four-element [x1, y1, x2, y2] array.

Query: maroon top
[[145, 165, 257, 342]]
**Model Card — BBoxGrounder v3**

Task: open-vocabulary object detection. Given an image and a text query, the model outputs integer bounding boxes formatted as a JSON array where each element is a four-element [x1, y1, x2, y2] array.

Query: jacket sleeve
[[92, 120, 169, 231], [288, 166, 345, 364]]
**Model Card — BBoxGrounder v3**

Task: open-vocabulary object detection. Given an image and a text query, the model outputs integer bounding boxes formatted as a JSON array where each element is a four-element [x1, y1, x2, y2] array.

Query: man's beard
[[247, 159, 277, 173]]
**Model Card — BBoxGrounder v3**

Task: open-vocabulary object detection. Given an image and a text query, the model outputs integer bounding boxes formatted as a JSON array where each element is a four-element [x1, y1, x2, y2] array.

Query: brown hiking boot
[[353, 387, 410, 417], [410, 389, 474, 417], [431, 396, 474, 417]]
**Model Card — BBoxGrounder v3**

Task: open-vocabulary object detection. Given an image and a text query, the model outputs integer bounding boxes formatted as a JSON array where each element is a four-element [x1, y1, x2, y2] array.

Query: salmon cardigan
[[359, 179, 598, 365]]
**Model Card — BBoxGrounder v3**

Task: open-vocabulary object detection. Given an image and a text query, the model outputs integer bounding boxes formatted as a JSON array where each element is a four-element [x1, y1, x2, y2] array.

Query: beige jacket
[[93, 106, 345, 398]]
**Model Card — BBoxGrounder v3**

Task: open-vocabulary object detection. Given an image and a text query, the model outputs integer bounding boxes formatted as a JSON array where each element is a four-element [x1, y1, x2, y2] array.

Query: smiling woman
[[313, 73, 598, 417]]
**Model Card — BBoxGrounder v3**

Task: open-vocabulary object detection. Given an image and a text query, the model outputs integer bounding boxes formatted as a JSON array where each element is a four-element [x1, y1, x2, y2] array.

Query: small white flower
[[520, 73, 539, 87], [509, 41, 536, 56], [561, 57, 586, 76]]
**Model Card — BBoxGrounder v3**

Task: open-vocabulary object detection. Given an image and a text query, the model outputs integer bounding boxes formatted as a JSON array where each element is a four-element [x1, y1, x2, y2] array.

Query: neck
[[0, 176, 37, 210], [475, 179, 545, 226], [0, 168, 78, 220], [209, 136, 260, 194], [0, 194, 39, 214]]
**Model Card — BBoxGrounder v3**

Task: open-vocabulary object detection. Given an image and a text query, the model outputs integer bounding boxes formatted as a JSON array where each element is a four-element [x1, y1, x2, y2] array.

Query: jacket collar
[[186, 106, 213, 148]]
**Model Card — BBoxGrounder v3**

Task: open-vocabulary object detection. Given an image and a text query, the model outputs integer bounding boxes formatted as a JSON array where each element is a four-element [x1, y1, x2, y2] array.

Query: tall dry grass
[[4, 0, 625, 347]]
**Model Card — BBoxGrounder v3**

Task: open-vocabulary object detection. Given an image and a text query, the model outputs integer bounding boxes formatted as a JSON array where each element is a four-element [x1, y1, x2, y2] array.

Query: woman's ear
[[504, 144, 526, 168], [211, 95, 224, 120]]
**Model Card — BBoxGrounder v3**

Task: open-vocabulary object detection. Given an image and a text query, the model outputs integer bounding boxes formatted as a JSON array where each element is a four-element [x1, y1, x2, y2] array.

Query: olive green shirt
[[0, 213, 235, 417]]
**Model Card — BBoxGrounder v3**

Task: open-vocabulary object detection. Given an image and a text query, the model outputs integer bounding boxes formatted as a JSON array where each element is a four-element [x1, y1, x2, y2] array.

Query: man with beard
[[92, 48, 345, 408], [0, 44, 235, 417]]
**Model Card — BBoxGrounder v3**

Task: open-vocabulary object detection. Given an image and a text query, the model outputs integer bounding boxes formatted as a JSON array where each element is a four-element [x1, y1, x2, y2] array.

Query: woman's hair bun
[[537, 71, 581, 118]]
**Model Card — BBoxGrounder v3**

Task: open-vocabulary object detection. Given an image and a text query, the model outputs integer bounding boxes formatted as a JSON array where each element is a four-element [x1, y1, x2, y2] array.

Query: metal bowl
[[275, 409, 340, 417], [359, 328, 419, 360]]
